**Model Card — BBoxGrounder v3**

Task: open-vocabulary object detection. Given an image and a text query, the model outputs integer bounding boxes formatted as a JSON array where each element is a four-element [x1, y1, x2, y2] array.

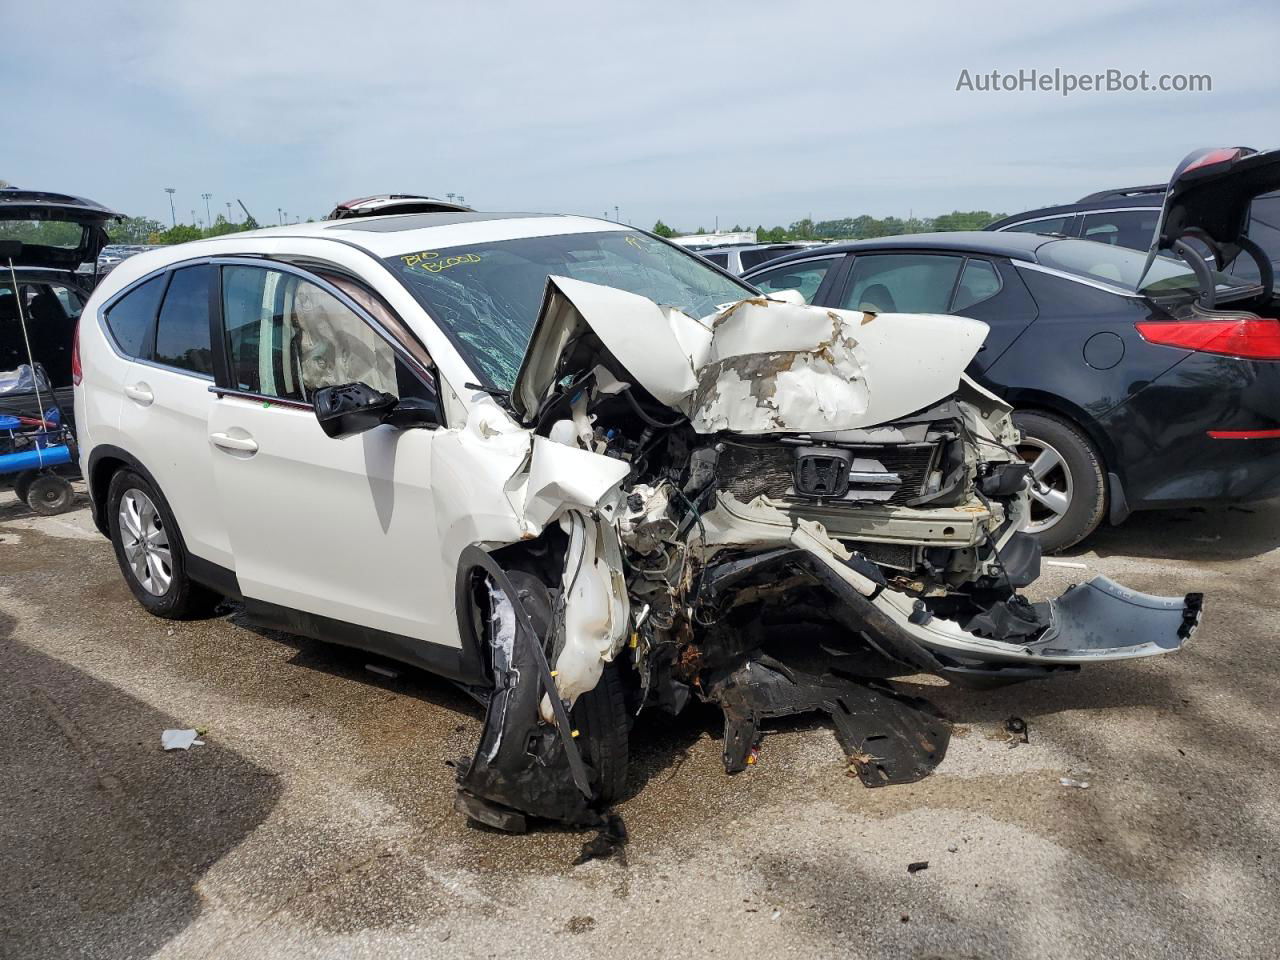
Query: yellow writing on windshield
[[401, 251, 482, 273]]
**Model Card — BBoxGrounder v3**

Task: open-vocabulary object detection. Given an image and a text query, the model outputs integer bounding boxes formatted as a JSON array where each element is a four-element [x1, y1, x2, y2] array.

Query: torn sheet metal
[[544, 510, 630, 722]]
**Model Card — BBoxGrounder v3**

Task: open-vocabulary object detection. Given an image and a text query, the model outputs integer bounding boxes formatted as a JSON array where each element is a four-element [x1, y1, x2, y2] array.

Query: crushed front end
[[456, 279, 1203, 829]]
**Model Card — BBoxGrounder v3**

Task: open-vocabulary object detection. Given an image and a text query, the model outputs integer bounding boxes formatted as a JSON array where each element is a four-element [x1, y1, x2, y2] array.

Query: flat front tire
[[106, 469, 219, 619], [572, 660, 631, 804]]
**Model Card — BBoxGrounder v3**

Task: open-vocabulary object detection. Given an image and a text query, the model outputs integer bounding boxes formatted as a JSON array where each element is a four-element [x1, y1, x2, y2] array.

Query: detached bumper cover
[[1035, 576, 1203, 660]]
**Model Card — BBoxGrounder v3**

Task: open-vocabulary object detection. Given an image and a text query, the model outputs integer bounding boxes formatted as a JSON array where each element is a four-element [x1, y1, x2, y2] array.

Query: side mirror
[[313, 382, 398, 438], [313, 382, 441, 438]]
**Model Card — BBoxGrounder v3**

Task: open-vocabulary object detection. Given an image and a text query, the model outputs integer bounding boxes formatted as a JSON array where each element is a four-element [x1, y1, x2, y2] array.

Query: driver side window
[[221, 266, 410, 403]]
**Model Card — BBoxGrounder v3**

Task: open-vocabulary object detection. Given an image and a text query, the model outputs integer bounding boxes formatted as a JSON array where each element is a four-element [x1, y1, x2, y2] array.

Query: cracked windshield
[[384, 229, 750, 389]]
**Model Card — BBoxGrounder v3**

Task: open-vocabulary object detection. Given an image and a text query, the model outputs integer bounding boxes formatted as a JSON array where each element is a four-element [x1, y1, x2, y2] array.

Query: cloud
[[5, 0, 1276, 227]]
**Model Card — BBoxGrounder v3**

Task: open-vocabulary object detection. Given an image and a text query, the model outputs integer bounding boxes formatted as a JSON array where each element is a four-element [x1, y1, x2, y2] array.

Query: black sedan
[[742, 221, 1280, 551]]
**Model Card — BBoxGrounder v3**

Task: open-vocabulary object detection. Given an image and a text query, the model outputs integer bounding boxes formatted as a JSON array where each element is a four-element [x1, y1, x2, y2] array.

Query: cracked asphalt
[[2, 483, 1278, 959]]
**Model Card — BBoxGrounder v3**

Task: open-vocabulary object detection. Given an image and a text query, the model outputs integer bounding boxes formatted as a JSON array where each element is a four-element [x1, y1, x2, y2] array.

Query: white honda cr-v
[[75, 212, 1200, 831]]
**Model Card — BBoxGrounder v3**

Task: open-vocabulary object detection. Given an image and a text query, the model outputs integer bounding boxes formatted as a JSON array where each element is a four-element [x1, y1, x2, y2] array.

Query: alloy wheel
[[1018, 437, 1073, 534], [118, 488, 173, 596]]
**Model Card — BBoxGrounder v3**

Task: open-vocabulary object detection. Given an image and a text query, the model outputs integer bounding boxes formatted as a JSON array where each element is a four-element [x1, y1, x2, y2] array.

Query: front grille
[[717, 441, 938, 506]]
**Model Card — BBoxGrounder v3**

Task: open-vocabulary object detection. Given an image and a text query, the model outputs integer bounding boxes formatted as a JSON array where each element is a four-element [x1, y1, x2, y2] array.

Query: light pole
[[614, 205, 620, 223], [226, 201, 233, 223], [202, 193, 213, 227], [164, 187, 176, 227], [277, 208, 283, 226]]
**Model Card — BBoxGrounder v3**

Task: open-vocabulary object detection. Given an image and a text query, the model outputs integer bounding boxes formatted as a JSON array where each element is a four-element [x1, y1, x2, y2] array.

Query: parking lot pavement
[[2, 484, 1278, 960]]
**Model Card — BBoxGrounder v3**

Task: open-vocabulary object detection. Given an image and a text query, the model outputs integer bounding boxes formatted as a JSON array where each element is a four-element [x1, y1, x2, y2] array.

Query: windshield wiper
[[465, 382, 513, 409]]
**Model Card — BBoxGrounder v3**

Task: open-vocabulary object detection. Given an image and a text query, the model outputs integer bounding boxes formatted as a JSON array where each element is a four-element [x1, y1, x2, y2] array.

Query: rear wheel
[[1013, 411, 1106, 553], [106, 469, 220, 619], [12, 470, 38, 504]]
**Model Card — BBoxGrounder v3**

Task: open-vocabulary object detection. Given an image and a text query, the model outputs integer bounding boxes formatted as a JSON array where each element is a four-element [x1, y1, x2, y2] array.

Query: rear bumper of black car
[[1101, 352, 1280, 510]]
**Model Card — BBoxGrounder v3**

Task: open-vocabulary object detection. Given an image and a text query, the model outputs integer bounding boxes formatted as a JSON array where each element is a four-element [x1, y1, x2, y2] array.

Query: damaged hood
[[510, 276, 988, 435]]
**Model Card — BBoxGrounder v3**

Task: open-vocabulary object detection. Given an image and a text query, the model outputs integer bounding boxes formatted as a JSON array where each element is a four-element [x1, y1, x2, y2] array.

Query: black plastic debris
[[1004, 716, 1029, 744], [705, 654, 951, 787], [907, 861, 929, 874], [574, 813, 629, 865]]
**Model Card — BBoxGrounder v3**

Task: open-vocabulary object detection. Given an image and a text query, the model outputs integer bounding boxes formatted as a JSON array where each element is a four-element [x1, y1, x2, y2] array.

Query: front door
[[207, 262, 453, 652]]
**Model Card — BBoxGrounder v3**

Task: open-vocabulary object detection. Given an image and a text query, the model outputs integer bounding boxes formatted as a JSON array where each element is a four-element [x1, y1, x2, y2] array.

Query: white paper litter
[[162, 729, 205, 751], [1059, 777, 1090, 789], [1046, 560, 1088, 569]]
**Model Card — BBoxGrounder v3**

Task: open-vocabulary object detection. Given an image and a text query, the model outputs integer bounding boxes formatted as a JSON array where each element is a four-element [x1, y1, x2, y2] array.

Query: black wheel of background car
[[106, 469, 220, 619], [1012, 411, 1106, 553], [26, 475, 74, 516], [12, 469, 38, 504], [571, 659, 630, 804]]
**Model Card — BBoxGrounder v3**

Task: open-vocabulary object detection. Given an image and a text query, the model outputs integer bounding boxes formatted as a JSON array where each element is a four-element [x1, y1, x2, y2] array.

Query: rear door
[[116, 263, 230, 567], [207, 261, 453, 649]]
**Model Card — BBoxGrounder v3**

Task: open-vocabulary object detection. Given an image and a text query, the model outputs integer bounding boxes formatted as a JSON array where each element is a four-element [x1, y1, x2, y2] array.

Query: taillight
[[1135, 318, 1280, 360], [71, 319, 82, 385], [1183, 147, 1242, 174]]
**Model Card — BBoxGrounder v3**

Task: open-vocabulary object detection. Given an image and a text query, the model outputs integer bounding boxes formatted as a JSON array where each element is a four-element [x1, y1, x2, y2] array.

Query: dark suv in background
[[988, 174, 1280, 284]]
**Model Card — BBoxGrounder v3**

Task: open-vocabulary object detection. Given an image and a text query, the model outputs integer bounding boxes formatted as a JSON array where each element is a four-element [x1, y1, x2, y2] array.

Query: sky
[[4, 0, 1278, 230]]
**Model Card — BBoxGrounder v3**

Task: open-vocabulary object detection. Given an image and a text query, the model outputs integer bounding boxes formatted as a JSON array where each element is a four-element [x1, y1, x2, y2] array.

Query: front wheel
[[1012, 411, 1106, 553], [571, 660, 631, 804]]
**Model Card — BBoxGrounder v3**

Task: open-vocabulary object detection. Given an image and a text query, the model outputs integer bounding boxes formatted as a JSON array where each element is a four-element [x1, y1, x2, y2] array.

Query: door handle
[[124, 383, 154, 405], [209, 432, 259, 454]]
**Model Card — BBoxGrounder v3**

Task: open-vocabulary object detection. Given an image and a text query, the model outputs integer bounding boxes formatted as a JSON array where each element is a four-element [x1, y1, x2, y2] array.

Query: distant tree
[[651, 219, 676, 238], [152, 224, 203, 244], [694, 226, 707, 235], [932, 210, 1004, 231], [789, 218, 815, 240], [109, 216, 166, 244]]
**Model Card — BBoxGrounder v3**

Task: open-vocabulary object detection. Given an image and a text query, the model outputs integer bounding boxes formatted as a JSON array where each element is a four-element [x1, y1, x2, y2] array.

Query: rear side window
[[103, 275, 165, 358], [154, 265, 214, 375], [951, 259, 1002, 312], [703, 253, 729, 268], [839, 254, 963, 313]]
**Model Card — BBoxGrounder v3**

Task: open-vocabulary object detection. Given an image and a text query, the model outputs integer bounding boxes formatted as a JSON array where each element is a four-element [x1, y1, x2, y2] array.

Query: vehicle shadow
[[225, 607, 486, 722], [1063, 497, 1280, 563], [0, 610, 282, 960]]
